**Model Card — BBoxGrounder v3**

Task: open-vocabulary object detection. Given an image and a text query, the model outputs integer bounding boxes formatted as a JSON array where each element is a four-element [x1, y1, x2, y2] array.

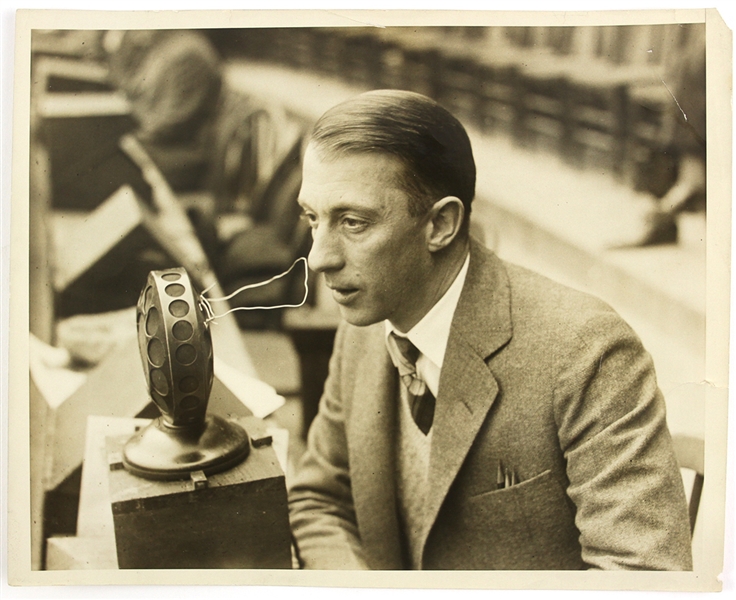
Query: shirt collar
[[385, 252, 470, 372]]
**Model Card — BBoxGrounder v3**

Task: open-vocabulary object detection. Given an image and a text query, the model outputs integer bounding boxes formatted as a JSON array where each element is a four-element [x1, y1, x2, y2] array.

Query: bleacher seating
[[210, 24, 704, 197]]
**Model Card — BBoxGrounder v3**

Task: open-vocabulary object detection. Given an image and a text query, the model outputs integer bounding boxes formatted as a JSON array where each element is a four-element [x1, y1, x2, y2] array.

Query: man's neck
[[390, 237, 470, 334]]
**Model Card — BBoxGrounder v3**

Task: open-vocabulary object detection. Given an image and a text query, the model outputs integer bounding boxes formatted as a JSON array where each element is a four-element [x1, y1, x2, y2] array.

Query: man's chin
[[337, 306, 383, 328]]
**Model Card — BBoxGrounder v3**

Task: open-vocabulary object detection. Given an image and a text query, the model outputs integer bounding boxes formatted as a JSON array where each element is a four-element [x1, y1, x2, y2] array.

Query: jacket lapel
[[420, 240, 513, 559], [346, 325, 404, 569]]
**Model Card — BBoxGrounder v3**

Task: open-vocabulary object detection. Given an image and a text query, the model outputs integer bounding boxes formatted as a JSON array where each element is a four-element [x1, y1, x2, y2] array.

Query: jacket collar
[[448, 238, 513, 361]]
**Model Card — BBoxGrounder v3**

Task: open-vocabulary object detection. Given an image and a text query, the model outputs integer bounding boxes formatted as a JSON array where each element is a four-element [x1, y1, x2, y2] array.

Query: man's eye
[[301, 212, 318, 228], [342, 217, 367, 232]]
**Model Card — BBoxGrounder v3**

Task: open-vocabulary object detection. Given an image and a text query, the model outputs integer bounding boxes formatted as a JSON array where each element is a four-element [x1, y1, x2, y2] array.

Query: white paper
[[28, 333, 88, 409], [214, 355, 285, 418]]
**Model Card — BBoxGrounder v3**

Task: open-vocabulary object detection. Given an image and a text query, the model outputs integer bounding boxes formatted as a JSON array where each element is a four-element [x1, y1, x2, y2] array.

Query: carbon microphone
[[123, 267, 250, 480]]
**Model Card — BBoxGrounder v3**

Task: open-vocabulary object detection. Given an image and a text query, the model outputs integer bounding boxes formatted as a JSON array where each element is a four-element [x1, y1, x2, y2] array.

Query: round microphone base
[[123, 415, 251, 481]]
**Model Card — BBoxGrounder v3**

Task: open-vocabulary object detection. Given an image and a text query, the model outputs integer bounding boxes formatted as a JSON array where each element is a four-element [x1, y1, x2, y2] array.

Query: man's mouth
[[328, 285, 360, 304]]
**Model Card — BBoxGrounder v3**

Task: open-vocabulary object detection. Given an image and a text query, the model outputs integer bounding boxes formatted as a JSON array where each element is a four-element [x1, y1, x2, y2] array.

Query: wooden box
[[107, 416, 291, 569]]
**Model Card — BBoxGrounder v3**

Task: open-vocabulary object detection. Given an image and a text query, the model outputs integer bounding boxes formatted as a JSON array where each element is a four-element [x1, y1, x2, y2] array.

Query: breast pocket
[[453, 469, 584, 570]]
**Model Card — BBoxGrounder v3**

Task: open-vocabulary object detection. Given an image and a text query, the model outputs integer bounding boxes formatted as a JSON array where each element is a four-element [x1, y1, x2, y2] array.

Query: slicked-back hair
[[309, 90, 476, 230]]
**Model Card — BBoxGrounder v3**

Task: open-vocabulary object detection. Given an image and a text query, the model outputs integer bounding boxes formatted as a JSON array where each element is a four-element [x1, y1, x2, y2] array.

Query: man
[[289, 89, 693, 570], [107, 29, 223, 192]]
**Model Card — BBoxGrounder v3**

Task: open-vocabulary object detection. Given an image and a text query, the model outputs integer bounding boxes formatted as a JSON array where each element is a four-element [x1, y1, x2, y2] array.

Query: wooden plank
[[46, 536, 118, 571], [77, 416, 148, 541], [29, 139, 55, 344], [51, 187, 152, 292], [30, 378, 50, 570]]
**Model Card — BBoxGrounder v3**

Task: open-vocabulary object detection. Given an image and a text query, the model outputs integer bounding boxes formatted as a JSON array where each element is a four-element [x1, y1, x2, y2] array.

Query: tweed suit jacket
[[289, 240, 693, 570]]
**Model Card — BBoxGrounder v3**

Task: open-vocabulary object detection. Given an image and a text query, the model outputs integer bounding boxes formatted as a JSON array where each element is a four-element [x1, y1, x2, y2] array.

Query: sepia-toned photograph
[[6, 7, 731, 594]]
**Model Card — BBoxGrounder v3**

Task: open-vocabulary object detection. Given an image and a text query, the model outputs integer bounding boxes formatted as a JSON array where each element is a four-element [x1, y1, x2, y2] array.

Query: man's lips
[[327, 285, 360, 303]]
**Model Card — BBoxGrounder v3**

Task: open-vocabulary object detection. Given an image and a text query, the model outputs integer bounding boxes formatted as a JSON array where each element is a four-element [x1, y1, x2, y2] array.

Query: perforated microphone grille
[[136, 268, 213, 427]]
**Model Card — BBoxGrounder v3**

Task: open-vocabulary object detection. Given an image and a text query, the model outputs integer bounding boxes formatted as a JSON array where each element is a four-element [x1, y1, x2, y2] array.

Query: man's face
[[298, 145, 435, 332]]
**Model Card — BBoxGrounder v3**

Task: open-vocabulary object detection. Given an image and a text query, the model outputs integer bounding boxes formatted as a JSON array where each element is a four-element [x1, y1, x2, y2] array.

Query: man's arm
[[554, 310, 693, 570], [288, 324, 370, 569]]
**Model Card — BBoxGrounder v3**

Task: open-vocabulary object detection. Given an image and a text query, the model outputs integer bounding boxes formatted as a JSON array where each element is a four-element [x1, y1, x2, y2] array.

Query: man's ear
[[426, 196, 465, 252]]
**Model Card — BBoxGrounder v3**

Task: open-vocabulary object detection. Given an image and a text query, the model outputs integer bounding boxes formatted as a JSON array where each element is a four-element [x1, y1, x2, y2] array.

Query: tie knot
[[387, 332, 426, 397], [391, 333, 420, 365]]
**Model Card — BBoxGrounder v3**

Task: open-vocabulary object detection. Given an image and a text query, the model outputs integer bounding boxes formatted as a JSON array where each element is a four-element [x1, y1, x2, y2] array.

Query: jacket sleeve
[[554, 310, 693, 570], [288, 324, 370, 569]]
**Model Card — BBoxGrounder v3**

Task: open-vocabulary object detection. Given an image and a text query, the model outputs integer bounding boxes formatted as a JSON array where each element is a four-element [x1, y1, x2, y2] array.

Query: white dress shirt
[[384, 252, 470, 398]]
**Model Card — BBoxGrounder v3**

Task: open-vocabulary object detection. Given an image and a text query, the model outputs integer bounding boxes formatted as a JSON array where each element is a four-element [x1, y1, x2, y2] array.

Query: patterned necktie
[[387, 332, 436, 435]]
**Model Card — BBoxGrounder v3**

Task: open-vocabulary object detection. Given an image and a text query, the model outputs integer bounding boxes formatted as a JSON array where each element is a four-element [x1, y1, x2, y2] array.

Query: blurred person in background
[[634, 32, 705, 246], [105, 29, 224, 192]]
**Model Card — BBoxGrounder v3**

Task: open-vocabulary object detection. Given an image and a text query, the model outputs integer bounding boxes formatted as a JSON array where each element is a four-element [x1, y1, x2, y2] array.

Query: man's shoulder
[[502, 259, 611, 314], [469, 244, 630, 342], [502, 259, 634, 346]]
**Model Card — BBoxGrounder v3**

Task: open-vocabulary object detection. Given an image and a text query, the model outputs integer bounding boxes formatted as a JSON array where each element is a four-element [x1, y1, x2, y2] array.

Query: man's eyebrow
[[330, 203, 383, 219], [298, 199, 383, 219]]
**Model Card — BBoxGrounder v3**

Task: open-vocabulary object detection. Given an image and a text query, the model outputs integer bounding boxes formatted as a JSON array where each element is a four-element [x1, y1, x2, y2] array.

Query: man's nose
[[308, 224, 343, 273]]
